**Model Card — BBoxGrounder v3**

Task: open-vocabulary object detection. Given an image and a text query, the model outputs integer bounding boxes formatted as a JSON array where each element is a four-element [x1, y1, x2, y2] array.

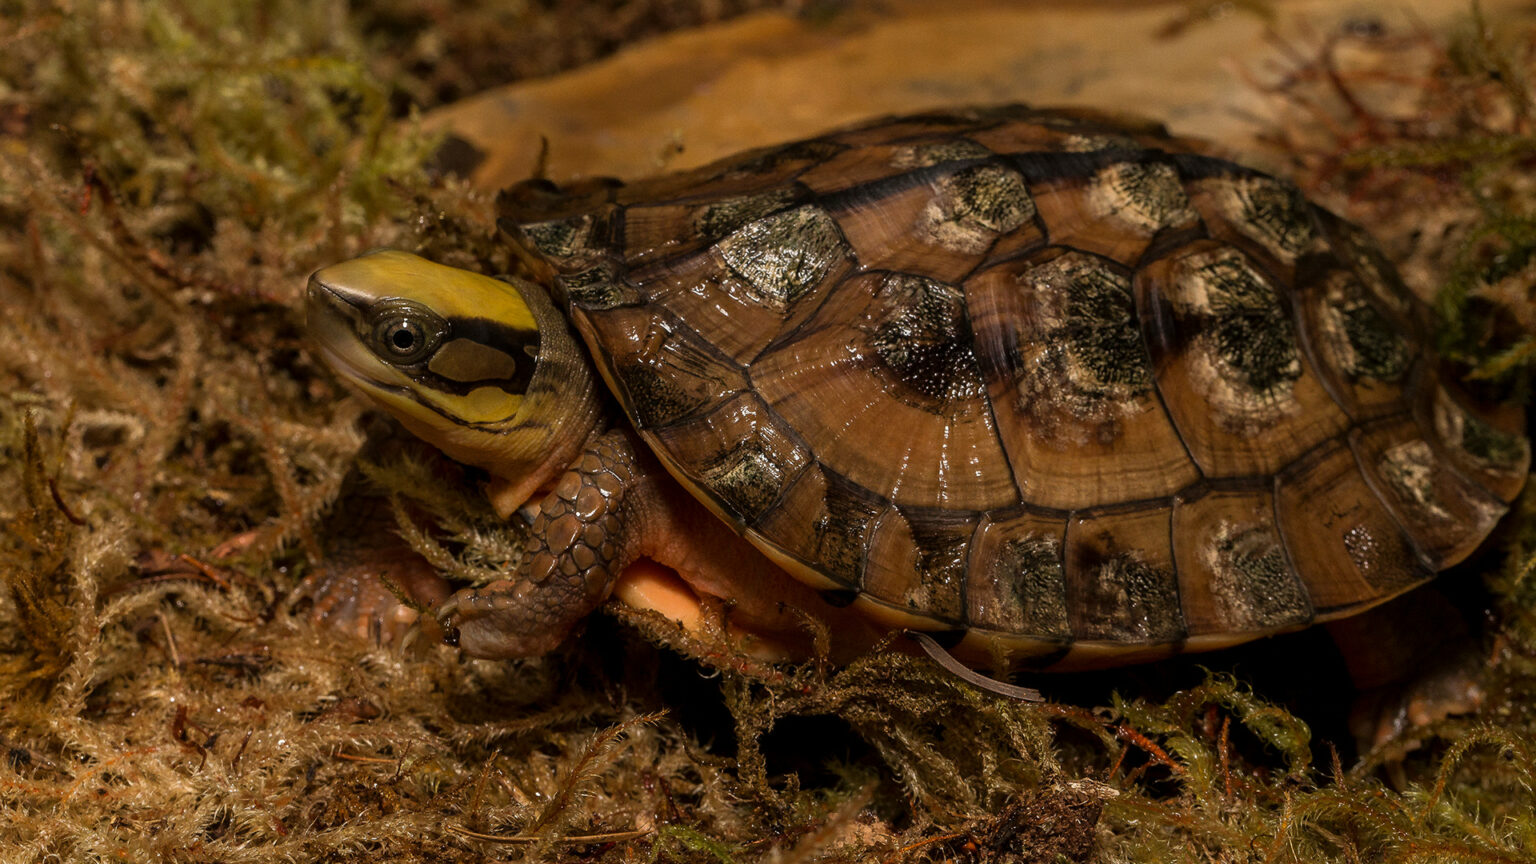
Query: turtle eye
[[369, 300, 445, 365]]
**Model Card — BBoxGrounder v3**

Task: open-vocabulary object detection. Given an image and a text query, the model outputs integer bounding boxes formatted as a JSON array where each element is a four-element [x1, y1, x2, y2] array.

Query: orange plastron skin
[[306, 105, 1530, 673]]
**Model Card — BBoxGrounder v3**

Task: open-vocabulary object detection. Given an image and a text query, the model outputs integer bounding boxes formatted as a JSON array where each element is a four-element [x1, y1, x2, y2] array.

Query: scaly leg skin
[[438, 429, 642, 658], [438, 428, 887, 661]]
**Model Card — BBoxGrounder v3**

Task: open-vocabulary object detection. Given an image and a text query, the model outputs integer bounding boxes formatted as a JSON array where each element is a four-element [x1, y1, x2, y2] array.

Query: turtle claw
[[435, 581, 576, 659]]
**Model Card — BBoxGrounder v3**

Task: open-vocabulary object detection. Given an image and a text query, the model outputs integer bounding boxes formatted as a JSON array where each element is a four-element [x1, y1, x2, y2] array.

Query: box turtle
[[306, 105, 1529, 671]]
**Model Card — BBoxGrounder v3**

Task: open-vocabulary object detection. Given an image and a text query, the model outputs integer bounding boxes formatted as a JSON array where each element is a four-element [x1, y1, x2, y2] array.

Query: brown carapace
[[495, 105, 1528, 669]]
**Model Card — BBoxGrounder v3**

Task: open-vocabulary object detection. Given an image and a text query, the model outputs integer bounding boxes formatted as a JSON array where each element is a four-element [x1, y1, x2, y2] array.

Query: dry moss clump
[[1, 2, 1535, 863]]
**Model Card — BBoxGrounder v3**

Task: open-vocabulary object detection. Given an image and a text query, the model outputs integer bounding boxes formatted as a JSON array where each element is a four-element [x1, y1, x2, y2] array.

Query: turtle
[[305, 104, 1530, 672]]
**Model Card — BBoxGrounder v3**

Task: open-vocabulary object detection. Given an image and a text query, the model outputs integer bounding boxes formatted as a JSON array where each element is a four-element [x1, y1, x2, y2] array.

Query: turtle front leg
[[437, 429, 649, 658]]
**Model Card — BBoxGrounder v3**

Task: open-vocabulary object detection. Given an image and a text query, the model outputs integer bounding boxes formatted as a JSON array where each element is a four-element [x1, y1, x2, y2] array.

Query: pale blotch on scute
[[1061, 133, 1144, 153], [899, 516, 971, 620], [1204, 521, 1310, 631], [1433, 391, 1531, 473], [1317, 271, 1410, 381], [693, 188, 803, 239], [1179, 249, 1302, 431], [920, 163, 1034, 253], [814, 476, 883, 587], [1082, 554, 1182, 642], [971, 533, 1071, 637], [1331, 221, 1412, 318], [1379, 439, 1452, 523], [519, 213, 597, 262], [890, 138, 993, 169], [1218, 176, 1319, 263], [702, 441, 785, 522], [715, 205, 845, 308], [558, 263, 634, 310], [1342, 523, 1396, 585], [1088, 161, 1196, 236], [1016, 252, 1154, 427]]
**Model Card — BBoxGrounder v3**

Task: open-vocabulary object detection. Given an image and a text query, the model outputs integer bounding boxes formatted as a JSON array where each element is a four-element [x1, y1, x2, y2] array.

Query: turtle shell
[[499, 105, 1530, 667]]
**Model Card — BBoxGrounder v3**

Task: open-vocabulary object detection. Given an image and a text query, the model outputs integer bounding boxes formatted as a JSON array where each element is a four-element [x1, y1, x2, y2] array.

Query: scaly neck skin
[[477, 280, 606, 518]]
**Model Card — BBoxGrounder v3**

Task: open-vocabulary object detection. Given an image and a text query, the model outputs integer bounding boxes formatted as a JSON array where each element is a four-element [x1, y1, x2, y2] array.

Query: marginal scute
[[862, 507, 975, 623], [651, 390, 811, 525], [1065, 506, 1184, 644], [1274, 439, 1429, 614], [1172, 489, 1312, 636], [1430, 385, 1532, 488], [1320, 213, 1421, 325], [966, 509, 1072, 638], [1350, 416, 1508, 569]]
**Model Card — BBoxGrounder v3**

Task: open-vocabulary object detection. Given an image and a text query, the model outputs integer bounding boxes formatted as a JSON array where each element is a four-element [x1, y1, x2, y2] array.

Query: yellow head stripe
[[316, 249, 537, 332]]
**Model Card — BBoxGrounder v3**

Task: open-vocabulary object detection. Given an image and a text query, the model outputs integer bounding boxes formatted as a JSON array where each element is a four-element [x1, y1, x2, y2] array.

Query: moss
[[1, 2, 1534, 862]]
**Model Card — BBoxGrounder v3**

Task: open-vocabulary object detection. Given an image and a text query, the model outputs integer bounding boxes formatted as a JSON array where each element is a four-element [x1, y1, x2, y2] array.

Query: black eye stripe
[[404, 315, 541, 396]]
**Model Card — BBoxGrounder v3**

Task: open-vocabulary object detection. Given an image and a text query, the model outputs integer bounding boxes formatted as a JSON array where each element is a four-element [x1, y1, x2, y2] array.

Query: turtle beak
[[305, 268, 377, 384]]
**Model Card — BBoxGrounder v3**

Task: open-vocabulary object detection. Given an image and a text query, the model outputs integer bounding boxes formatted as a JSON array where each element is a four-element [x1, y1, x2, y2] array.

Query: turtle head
[[306, 250, 602, 504]]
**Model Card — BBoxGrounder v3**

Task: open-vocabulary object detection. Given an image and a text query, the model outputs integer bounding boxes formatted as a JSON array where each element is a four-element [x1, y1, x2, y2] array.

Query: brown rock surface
[[425, 0, 1536, 188]]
